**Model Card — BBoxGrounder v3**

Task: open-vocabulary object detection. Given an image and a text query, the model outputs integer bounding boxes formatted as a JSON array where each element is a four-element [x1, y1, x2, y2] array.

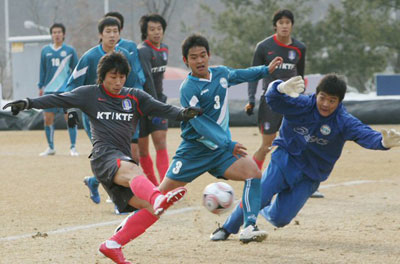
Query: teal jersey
[[38, 43, 78, 94], [116, 38, 146, 89], [180, 65, 270, 151], [66, 44, 136, 91]]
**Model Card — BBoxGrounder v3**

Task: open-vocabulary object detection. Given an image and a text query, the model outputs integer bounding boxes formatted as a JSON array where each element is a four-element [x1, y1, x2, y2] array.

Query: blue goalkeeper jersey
[[38, 43, 78, 94], [266, 80, 388, 182], [66, 44, 137, 91], [116, 38, 146, 89], [180, 65, 271, 152]]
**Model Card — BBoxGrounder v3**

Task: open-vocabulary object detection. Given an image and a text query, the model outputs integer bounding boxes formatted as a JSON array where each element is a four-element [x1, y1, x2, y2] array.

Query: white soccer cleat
[[153, 187, 187, 216], [39, 147, 56, 156], [239, 225, 267, 243], [70, 147, 79, 156]]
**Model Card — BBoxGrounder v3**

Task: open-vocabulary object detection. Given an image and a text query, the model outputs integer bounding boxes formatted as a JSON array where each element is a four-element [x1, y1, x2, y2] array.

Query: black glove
[[67, 109, 80, 127], [2, 99, 30, 115], [181, 106, 203, 121], [245, 102, 255, 116]]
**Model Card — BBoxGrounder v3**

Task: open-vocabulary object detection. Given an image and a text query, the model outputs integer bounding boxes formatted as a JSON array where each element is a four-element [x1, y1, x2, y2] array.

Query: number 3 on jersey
[[214, 95, 220, 109], [172, 160, 183, 174]]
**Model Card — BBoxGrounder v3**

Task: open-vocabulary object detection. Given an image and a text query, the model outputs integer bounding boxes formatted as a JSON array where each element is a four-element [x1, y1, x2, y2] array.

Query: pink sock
[[129, 175, 161, 205], [110, 209, 158, 246], [139, 155, 159, 186], [253, 156, 264, 170], [156, 149, 169, 183]]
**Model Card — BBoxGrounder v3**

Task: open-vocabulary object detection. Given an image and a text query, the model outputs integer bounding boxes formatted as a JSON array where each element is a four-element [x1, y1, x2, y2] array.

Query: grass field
[[1, 126, 400, 264]]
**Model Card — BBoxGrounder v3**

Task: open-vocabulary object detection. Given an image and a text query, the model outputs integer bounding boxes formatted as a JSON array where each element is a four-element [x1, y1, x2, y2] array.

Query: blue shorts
[[165, 140, 237, 182], [44, 107, 65, 113]]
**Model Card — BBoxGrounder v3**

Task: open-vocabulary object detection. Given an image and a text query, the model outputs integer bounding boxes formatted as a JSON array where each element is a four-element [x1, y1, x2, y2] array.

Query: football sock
[[82, 113, 92, 140], [139, 155, 159, 186], [44, 125, 54, 149], [156, 148, 169, 183], [242, 178, 261, 227], [68, 125, 77, 148], [129, 175, 161, 205], [89, 176, 99, 187], [253, 156, 264, 170], [222, 202, 244, 234], [110, 209, 158, 246]]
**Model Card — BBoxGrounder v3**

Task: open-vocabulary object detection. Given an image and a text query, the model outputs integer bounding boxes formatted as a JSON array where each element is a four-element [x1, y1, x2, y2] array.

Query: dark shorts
[[258, 95, 283, 134], [139, 116, 168, 138], [90, 146, 138, 213]]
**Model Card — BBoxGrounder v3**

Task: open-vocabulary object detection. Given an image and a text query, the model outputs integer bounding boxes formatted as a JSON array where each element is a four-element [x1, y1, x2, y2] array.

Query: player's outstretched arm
[[268, 56, 283, 74], [277, 76, 305, 98], [2, 99, 31, 115], [180, 106, 203, 121], [381, 129, 400, 148]]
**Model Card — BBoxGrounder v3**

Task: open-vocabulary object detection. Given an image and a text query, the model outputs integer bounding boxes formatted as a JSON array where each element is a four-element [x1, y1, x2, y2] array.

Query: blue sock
[[223, 202, 244, 234], [90, 176, 99, 186], [242, 178, 261, 228], [82, 113, 92, 140], [44, 125, 54, 149], [68, 125, 77, 148]]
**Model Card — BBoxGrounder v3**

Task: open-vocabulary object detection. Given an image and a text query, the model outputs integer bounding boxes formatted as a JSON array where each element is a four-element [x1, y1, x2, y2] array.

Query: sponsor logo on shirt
[[60, 50, 67, 57], [98, 97, 107, 102], [122, 99, 132, 111], [268, 51, 274, 55], [151, 65, 166, 73], [320, 125, 331, 135], [219, 78, 228, 89], [46, 53, 53, 56], [277, 63, 295, 70], [288, 50, 296, 61], [96, 112, 134, 121], [294, 126, 329, 145]]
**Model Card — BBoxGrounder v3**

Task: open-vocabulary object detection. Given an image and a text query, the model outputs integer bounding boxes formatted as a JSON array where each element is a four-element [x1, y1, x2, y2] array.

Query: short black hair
[[105, 11, 124, 30], [316, 74, 347, 102], [139, 13, 167, 41], [272, 9, 294, 27], [97, 52, 130, 84], [50, 23, 65, 35], [98, 17, 121, 34], [181, 34, 210, 60]]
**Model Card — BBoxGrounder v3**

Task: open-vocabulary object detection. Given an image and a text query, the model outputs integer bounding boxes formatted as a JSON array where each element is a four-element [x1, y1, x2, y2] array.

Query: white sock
[[106, 240, 121, 249]]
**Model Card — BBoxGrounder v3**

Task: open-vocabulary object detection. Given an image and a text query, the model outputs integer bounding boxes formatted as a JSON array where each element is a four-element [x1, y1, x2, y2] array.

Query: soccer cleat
[[210, 226, 230, 241], [310, 190, 324, 198], [99, 242, 131, 264], [39, 147, 56, 156], [153, 187, 187, 215], [83, 176, 100, 204], [239, 225, 267, 243], [70, 147, 79, 156]]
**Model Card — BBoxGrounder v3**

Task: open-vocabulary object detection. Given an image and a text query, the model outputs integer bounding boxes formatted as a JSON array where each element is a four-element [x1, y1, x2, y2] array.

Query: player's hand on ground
[[244, 102, 255, 116], [182, 106, 203, 121], [233, 143, 247, 158], [268, 56, 283, 74], [67, 109, 80, 127], [2, 99, 30, 115], [277, 76, 305, 98], [381, 129, 400, 148]]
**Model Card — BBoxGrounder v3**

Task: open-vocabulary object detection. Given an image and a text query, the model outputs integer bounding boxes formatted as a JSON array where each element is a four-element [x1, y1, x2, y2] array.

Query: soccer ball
[[203, 182, 235, 214]]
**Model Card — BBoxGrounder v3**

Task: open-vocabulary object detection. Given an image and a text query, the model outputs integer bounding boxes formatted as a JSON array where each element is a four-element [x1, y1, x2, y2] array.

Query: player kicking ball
[[210, 74, 400, 241], [3, 52, 202, 264]]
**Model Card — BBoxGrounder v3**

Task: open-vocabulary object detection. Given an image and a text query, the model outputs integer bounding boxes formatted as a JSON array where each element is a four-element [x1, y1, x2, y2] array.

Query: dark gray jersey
[[29, 85, 183, 156], [138, 40, 168, 102], [248, 34, 306, 104]]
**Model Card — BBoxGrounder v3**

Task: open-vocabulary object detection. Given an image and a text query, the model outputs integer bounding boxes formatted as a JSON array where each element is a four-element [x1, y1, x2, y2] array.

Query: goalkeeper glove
[[67, 109, 80, 127], [2, 99, 30, 115], [277, 76, 305, 98], [381, 129, 400, 148], [181, 106, 203, 121]]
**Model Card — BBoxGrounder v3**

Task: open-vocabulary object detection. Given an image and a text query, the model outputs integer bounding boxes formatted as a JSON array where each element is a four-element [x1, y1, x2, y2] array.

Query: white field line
[[0, 180, 391, 242]]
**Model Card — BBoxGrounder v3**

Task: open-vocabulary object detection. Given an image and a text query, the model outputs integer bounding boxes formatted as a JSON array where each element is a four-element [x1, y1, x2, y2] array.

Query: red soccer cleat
[[99, 242, 131, 264], [153, 187, 187, 215]]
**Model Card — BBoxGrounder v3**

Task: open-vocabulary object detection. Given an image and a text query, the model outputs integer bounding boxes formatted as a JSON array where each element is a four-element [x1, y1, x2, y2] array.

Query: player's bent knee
[[268, 215, 292, 228]]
